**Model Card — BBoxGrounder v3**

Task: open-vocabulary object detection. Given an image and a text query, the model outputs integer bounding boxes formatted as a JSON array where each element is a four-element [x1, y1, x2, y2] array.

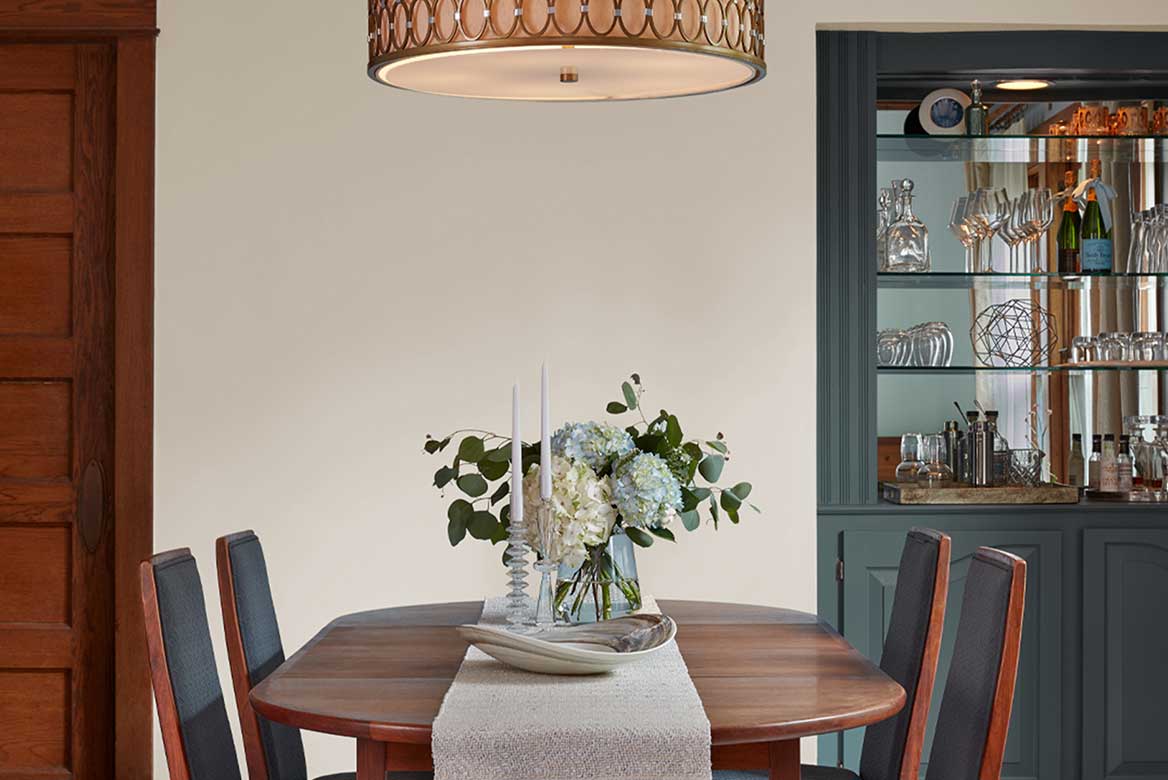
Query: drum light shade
[[367, 0, 765, 100]]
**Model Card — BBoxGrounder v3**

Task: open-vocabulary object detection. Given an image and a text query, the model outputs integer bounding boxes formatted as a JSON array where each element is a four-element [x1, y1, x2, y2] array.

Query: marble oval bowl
[[458, 614, 677, 675]]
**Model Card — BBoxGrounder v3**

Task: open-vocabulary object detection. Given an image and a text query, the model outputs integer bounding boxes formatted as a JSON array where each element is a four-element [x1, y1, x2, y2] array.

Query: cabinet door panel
[[840, 528, 1062, 780], [1083, 530, 1168, 780]]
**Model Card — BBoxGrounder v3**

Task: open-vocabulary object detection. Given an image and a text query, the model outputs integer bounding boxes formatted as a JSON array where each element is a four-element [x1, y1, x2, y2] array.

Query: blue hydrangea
[[551, 421, 635, 472], [613, 452, 683, 529]]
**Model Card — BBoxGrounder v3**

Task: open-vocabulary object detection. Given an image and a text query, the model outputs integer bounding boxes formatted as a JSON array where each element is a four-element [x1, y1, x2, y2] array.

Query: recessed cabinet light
[[996, 79, 1053, 91]]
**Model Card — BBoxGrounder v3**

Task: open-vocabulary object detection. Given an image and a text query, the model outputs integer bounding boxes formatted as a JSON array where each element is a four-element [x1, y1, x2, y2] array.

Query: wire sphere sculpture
[[970, 299, 1058, 368]]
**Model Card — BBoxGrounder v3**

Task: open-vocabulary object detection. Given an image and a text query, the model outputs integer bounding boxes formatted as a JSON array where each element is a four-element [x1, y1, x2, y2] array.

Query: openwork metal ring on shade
[[366, 0, 765, 100]]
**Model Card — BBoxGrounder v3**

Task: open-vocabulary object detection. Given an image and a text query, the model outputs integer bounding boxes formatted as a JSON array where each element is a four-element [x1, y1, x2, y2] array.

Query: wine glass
[[1027, 188, 1055, 272], [949, 196, 976, 272]]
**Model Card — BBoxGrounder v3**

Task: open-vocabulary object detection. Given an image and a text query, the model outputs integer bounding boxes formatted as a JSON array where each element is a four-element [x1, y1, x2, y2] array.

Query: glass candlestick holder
[[531, 501, 559, 630]]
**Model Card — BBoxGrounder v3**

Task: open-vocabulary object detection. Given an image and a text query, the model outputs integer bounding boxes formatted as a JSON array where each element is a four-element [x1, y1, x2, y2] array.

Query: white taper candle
[[510, 383, 523, 528], [540, 363, 552, 499]]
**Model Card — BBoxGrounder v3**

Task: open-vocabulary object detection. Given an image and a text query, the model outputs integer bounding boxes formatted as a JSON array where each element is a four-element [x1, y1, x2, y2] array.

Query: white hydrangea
[[522, 455, 616, 569]]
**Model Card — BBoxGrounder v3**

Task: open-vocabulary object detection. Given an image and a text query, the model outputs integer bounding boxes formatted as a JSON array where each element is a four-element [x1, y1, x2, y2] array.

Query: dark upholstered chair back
[[140, 549, 244, 780], [858, 528, 950, 780], [924, 547, 1026, 780], [217, 531, 308, 780]]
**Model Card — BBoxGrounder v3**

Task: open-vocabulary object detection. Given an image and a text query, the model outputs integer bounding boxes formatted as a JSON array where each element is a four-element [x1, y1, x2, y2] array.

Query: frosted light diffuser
[[995, 79, 1053, 91], [366, 0, 765, 100]]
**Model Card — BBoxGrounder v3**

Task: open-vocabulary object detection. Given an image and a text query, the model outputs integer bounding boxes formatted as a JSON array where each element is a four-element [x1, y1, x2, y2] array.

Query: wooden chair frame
[[897, 528, 951, 780], [975, 547, 1027, 780], [216, 530, 276, 780], [139, 549, 196, 780]]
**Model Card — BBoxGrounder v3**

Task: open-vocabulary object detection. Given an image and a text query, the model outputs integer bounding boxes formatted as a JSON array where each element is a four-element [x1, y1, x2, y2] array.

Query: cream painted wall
[[154, 2, 1163, 775]]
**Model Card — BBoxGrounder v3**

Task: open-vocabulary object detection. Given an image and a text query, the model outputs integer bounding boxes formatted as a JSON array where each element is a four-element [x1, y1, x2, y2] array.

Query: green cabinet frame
[[815, 28, 1168, 780]]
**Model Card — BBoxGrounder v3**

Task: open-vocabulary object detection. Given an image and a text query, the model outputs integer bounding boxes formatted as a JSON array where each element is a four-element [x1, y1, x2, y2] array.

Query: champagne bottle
[[1081, 161, 1112, 273], [1057, 170, 1081, 273]]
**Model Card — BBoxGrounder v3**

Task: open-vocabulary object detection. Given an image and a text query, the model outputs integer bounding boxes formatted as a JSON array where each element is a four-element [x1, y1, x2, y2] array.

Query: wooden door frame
[[1, 3, 157, 778]]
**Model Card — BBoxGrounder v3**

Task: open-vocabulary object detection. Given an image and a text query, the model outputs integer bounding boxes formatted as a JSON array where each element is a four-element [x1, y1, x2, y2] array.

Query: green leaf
[[665, 415, 682, 448], [631, 373, 641, 385], [478, 457, 508, 481], [624, 527, 655, 547], [468, 511, 498, 540], [648, 526, 676, 542], [456, 473, 488, 497], [490, 481, 510, 505], [679, 509, 700, 531], [727, 506, 740, 524], [709, 495, 720, 529], [622, 381, 638, 410], [457, 437, 485, 463], [680, 488, 700, 512], [489, 522, 509, 544], [698, 454, 725, 482], [607, 402, 628, 414], [434, 466, 456, 488], [691, 487, 712, 501], [484, 447, 510, 463], [720, 490, 742, 511], [437, 436, 452, 451], [635, 433, 666, 454], [447, 500, 473, 545], [729, 482, 753, 500], [706, 440, 728, 454], [424, 439, 442, 454], [749, 503, 761, 513]]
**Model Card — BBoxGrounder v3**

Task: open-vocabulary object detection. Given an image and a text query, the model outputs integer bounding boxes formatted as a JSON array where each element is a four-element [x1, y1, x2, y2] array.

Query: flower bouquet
[[424, 374, 757, 622]]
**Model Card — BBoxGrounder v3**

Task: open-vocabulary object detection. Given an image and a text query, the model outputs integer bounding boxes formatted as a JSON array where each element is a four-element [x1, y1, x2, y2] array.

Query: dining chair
[[922, 546, 1026, 780], [715, 526, 951, 780], [140, 548, 245, 780], [216, 530, 432, 780]]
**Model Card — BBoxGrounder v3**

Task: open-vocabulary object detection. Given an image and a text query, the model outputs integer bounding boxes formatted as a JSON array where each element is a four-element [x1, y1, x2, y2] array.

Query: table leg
[[356, 738, 387, 780], [768, 739, 800, 780]]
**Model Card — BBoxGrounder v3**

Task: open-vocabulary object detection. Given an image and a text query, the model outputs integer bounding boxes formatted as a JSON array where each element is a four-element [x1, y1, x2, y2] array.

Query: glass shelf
[[877, 134, 1168, 163], [879, 364, 1168, 375], [877, 271, 1168, 290]]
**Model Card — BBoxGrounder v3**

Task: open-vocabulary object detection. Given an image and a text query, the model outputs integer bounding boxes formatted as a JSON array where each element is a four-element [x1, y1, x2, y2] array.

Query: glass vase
[[555, 530, 642, 623]]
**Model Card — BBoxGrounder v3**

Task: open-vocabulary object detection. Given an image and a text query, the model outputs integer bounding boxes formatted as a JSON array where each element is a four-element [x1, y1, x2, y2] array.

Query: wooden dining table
[[250, 600, 905, 780]]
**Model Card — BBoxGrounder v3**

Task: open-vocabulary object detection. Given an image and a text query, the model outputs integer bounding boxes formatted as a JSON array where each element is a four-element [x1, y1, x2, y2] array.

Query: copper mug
[[1075, 103, 1112, 136], [1115, 104, 1149, 136], [1153, 107, 1168, 136]]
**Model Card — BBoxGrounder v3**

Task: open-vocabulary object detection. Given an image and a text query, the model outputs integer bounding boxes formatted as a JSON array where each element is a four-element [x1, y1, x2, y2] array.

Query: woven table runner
[[431, 596, 712, 780]]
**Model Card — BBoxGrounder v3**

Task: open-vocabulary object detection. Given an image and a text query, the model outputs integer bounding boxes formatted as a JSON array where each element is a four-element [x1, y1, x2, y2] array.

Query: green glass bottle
[[1081, 159, 1113, 274], [1056, 170, 1081, 273]]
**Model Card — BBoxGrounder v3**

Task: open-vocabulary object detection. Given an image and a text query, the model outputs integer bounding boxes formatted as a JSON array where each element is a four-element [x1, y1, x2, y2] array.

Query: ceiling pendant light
[[366, 0, 765, 100]]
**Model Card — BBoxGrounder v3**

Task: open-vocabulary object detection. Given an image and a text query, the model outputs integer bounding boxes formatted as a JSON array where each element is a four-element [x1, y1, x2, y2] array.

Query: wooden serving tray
[[882, 481, 1080, 505]]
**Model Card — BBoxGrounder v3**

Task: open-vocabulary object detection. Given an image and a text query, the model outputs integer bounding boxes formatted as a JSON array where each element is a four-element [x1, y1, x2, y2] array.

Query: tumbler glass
[[1070, 335, 1097, 363], [916, 434, 954, 486], [896, 433, 923, 483]]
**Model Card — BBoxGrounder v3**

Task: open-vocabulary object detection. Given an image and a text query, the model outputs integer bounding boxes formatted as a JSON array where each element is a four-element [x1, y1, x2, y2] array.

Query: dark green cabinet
[[1083, 530, 1168, 780], [836, 528, 1062, 780]]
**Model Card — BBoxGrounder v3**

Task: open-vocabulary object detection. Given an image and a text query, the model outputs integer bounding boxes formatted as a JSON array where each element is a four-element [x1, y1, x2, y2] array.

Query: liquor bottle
[[984, 411, 1010, 486], [1081, 159, 1113, 274], [967, 80, 989, 136], [1118, 434, 1134, 494], [1068, 433, 1085, 488], [1057, 170, 1081, 273], [1100, 434, 1119, 492], [1088, 434, 1102, 490]]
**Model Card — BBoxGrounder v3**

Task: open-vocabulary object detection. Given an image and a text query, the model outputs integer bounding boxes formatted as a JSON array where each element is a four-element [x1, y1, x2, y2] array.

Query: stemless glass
[[1098, 332, 1132, 362], [896, 433, 923, 482], [1132, 332, 1166, 362], [916, 434, 954, 486], [877, 329, 911, 366], [1124, 415, 1168, 500], [1070, 335, 1098, 363]]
